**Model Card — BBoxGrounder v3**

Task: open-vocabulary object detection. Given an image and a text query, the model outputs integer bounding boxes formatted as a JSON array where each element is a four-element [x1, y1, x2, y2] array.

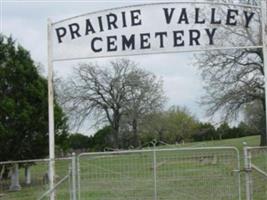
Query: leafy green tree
[[244, 101, 265, 138], [68, 133, 92, 150], [241, 121, 259, 136], [215, 121, 258, 140], [164, 106, 198, 143], [140, 106, 198, 144], [192, 123, 216, 141], [0, 35, 68, 161], [91, 126, 113, 151], [139, 111, 168, 145], [216, 122, 230, 140]]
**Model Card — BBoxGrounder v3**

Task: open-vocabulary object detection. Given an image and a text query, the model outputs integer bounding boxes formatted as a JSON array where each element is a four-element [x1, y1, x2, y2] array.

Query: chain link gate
[[0, 156, 76, 200], [244, 147, 267, 200], [77, 147, 241, 200]]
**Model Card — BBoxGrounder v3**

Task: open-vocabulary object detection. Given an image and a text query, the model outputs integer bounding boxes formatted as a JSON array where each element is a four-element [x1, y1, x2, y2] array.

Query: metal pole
[[262, 0, 267, 145], [68, 167, 72, 200], [152, 141, 157, 200], [244, 147, 253, 200], [77, 156, 81, 200], [71, 153, 77, 200], [47, 18, 55, 200], [236, 149, 242, 200]]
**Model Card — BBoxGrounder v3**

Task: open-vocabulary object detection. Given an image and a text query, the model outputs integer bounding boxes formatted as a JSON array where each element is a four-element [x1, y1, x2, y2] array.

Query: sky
[[0, 0, 233, 135]]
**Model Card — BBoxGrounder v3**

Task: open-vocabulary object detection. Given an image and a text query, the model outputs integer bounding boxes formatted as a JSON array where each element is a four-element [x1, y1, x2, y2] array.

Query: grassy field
[[0, 159, 72, 200], [0, 135, 266, 200], [78, 135, 264, 200], [158, 135, 261, 151], [79, 149, 240, 200]]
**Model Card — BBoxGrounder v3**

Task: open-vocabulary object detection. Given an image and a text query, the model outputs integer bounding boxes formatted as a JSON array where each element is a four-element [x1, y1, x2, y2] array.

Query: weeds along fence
[[78, 147, 241, 200], [244, 147, 267, 200], [0, 156, 75, 200]]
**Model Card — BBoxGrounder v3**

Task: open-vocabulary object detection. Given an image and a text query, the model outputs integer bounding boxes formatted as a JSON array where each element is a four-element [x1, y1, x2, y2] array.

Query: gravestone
[[25, 166, 31, 185], [9, 164, 21, 191]]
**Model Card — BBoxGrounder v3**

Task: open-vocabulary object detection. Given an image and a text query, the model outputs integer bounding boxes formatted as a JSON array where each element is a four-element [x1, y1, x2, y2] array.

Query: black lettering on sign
[[107, 36, 117, 51], [106, 13, 118, 30], [121, 11, 127, 27], [131, 10, 142, 26], [189, 29, 200, 46], [178, 8, 189, 24], [173, 30, 184, 47], [163, 8, 175, 24], [55, 27, 67, 43], [91, 37, 103, 52], [155, 32, 167, 48], [195, 8, 205, 24], [85, 19, 96, 35], [211, 8, 221, 24], [98, 16, 104, 32], [226, 9, 238, 26], [140, 33, 151, 49], [205, 28, 217, 45], [69, 23, 81, 40], [244, 11, 255, 28], [122, 35, 135, 50]]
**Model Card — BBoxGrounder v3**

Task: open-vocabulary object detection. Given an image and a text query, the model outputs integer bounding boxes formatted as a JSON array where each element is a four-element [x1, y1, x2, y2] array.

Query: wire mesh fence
[[1, 146, 266, 200], [244, 147, 267, 200], [0, 157, 73, 200], [78, 147, 241, 200]]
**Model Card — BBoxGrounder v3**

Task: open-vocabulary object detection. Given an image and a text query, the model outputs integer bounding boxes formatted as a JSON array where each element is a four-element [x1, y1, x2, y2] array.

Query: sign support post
[[47, 18, 55, 200], [261, 0, 267, 145]]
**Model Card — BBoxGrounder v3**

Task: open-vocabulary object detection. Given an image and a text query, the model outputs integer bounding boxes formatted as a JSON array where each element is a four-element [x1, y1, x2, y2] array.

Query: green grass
[[157, 135, 261, 151], [0, 159, 71, 200], [79, 149, 240, 200], [78, 136, 263, 200], [0, 135, 265, 200]]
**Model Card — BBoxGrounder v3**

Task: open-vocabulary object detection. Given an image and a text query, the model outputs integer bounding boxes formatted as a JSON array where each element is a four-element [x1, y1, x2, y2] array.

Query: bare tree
[[121, 67, 166, 146], [60, 59, 165, 148], [195, 0, 267, 145]]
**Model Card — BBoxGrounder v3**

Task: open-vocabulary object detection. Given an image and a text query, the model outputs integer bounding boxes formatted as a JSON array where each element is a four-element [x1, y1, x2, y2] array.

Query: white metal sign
[[51, 2, 261, 61]]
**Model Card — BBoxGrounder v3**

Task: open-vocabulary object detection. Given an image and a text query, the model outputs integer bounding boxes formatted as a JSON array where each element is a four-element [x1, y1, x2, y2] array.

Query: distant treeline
[[66, 107, 259, 152]]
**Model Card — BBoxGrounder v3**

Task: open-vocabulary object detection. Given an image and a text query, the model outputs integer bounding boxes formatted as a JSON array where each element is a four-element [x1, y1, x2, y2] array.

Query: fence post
[[152, 140, 157, 200], [244, 147, 253, 200], [71, 153, 77, 200], [77, 155, 81, 200]]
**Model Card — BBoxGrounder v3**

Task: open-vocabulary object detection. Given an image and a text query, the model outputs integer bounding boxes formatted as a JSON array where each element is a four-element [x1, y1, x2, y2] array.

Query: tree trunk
[[158, 128, 164, 142], [260, 117, 267, 146], [261, 99, 267, 146], [25, 166, 31, 185], [112, 128, 119, 148], [261, 0, 267, 146], [260, 132, 267, 146], [112, 117, 120, 148], [219, 134, 222, 140], [0, 165, 4, 181], [9, 164, 21, 191], [132, 119, 140, 147]]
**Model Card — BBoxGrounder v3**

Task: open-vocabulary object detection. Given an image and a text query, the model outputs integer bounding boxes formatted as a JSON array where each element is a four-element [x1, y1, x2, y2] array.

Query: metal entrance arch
[[47, 1, 266, 199]]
